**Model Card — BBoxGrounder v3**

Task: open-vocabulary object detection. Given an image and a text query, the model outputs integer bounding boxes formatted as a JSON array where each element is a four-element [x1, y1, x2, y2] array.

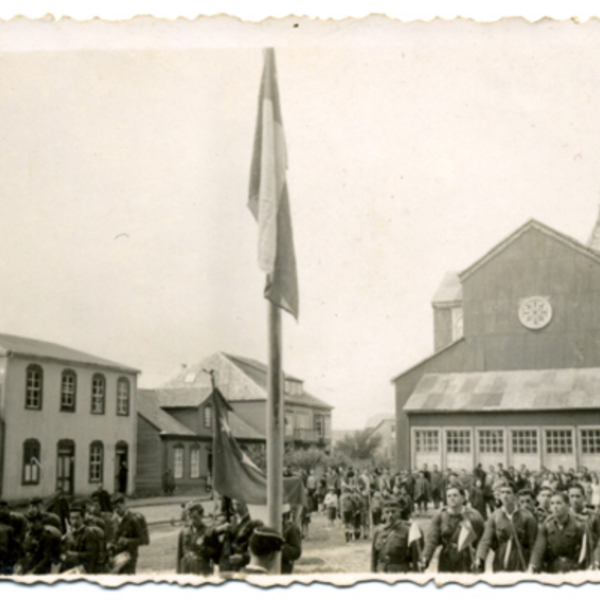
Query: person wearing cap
[[107, 493, 145, 574], [176, 501, 220, 575], [0, 499, 18, 575], [15, 513, 62, 575], [241, 526, 284, 575], [27, 496, 64, 533], [475, 482, 538, 572], [529, 490, 585, 574], [60, 504, 105, 574], [371, 498, 421, 573], [281, 506, 302, 575], [422, 484, 484, 573]]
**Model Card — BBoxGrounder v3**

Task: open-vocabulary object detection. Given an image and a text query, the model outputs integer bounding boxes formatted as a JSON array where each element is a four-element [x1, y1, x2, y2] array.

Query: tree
[[334, 429, 382, 464], [284, 447, 329, 473]]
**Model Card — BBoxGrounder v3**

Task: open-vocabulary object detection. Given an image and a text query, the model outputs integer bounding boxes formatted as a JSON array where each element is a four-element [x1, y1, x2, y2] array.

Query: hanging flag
[[457, 517, 477, 553], [408, 521, 423, 545], [248, 48, 299, 320], [211, 387, 304, 505]]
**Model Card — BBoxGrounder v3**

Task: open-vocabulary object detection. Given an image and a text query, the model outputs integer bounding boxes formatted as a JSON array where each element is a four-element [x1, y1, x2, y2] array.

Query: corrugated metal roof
[[404, 368, 600, 413], [0, 332, 139, 373], [137, 390, 197, 436], [431, 272, 462, 306]]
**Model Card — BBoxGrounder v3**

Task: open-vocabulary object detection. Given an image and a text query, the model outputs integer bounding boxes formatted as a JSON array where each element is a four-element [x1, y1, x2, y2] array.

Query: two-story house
[[136, 352, 333, 494], [0, 333, 139, 501]]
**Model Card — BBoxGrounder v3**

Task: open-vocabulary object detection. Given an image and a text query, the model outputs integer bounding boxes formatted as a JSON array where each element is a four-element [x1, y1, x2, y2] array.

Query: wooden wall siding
[[434, 307, 453, 352], [463, 228, 600, 371], [135, 415, 163, 494], [395, 340, 470, 470]]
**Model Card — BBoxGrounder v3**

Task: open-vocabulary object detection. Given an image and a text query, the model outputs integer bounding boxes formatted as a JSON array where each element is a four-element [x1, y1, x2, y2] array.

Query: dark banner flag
[[211, 387, 305, 506]]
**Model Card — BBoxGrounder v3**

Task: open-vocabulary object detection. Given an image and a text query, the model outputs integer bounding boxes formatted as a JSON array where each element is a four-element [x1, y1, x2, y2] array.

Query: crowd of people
[[0, 487, 148, 576], [299, 462, 600, 575]]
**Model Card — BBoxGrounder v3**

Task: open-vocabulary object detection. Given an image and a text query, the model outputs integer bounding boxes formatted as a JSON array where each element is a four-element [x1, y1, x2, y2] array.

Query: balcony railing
[[285, 428, 331, 443]]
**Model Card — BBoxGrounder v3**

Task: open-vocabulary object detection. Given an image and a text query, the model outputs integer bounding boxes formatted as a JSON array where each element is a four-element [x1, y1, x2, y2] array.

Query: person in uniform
[[108, 493, 145, 574], [568, 482, 600, 570], [15, 514, 62, 575], [0, 500, 18, 575], [241, 527, 284, 575], [475, 482, 538, 572], [529, 491, 585, 574], [216, 499, 263, 572], [534, 487, 553, 524], [60, 504, 105, 574], [340, 485, 357, 543], [517, 488, 537, 517], [422, 484, 484, 573], [371, 498, 421, 573], [176, 501, 220, 575], [27, 497, 64, 533], [281, 506, 302, 575]]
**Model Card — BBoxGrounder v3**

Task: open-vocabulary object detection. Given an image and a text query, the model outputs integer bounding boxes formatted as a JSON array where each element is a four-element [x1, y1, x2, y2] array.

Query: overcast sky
[[1, 18, 600, 428]]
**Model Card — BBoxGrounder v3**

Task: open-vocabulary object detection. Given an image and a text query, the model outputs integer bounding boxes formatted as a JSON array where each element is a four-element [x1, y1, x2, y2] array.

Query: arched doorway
[[115, 441, 129, 493], [56, 439, 75, 494]]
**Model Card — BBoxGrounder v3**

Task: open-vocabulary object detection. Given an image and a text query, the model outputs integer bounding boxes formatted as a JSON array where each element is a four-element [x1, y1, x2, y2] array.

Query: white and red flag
[[248, 48, 299, 320]]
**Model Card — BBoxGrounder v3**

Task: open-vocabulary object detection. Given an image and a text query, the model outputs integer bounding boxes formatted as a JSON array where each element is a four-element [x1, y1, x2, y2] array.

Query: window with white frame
[[91, 374, 105, 414], [446, 430, 471, 454], [511, 430, 538, 454], [22, 439, 41, 484], [174, 446, 184, 479], [415, 430, 439, 453], [203, 404, 212, 429], [581, 429, 600, 454], [116, 378, 130, 416], [479, 430, 504, 454], [315, 415, 324, 438], [190, 446, 200, 478], [60, 370, 77, 412], [89, 441, 103, 483], [545, 429, 573, 454], [25, 365, 43, 410]]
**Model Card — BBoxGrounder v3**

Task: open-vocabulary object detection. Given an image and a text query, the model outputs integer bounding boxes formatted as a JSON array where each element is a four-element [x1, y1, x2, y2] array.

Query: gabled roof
[[137, 390, 197, 436], [404, 368, 600, 413], [0, 332, 139, 373], [459, 219, 600, 282], [163, 352, 333, 410], [155, 387, 212, 408], [390, 337, 466, 383], [431, 272, 462, 307], [138, 388, 265, 441]]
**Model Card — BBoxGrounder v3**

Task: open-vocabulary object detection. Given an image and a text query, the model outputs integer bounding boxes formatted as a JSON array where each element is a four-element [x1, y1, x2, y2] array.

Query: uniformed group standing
[[0, 489, 148, 576], [369, 477, 600, 575]]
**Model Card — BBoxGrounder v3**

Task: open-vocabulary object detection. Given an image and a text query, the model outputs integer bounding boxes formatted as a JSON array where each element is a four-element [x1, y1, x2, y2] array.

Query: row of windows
[[414, 428, 600, 456], [25, 365, 131, 416], [173, 445, 202, 479], [22, 439, 126, 485]]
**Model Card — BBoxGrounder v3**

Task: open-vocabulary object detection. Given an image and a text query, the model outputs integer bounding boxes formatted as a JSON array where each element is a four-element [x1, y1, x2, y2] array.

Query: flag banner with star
[[248, 48, 299, 320], [211, 388, 304, 505]]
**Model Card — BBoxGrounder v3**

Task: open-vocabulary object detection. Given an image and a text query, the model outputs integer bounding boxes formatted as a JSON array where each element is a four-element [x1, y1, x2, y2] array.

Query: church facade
[[393, 218, 600, 472]]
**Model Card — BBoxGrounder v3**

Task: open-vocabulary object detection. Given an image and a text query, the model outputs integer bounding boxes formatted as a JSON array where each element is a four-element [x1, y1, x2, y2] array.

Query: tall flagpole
[[267, 298, 284, 535]]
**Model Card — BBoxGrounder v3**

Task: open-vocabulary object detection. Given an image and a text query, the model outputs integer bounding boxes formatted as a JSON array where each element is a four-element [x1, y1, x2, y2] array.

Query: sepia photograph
[[1, 14, 600, 589]]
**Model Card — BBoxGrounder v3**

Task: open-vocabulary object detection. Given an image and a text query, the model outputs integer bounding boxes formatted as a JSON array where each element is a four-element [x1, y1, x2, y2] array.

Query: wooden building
[[393, 219, 600, 472], [135, 352, 333, 494], [0, 333, 139, 501]]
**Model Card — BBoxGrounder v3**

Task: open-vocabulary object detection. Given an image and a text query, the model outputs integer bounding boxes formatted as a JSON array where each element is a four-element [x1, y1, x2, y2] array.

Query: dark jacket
[[530, 513, 585, 573], [281, 521, 302, 574], [371, 521, 421, 573]]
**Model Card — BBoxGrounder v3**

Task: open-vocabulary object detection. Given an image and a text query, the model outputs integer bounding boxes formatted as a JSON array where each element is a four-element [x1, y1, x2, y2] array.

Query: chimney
[[587, 205, 600, 252]]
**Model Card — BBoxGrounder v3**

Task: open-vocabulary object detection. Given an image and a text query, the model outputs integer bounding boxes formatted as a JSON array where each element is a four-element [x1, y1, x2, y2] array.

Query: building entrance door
[[115, 441, 129, 493], [56, 440, 75, 494]]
